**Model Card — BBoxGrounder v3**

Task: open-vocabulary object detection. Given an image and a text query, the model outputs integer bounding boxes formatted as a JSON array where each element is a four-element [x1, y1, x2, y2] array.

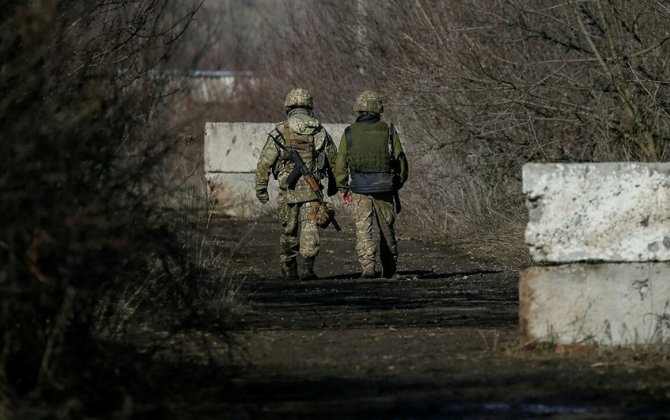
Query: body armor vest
[[346, 121, 393, 173], [344, 121, 396, 194], [283, 121, 315, 171]]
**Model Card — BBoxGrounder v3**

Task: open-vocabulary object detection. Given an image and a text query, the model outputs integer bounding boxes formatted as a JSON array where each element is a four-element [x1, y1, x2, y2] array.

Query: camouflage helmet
[[353, 90, 383, 113], [284, 88, 313, 109]]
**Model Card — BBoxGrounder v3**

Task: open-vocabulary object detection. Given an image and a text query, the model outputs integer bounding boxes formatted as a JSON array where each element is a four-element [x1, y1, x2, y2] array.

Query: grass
[[400, 170, 530, 270]]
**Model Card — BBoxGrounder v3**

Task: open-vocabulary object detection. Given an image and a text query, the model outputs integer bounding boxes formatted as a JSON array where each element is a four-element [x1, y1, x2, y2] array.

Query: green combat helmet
[[284, 88, 313, 109], [353, 90, 383, 113]]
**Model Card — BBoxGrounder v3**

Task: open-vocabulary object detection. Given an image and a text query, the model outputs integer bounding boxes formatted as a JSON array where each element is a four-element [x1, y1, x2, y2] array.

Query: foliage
[[0, 1, 203, 415]]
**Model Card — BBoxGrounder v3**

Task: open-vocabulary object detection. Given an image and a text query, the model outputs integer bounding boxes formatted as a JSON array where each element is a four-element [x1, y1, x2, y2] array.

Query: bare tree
[[378, 0, 670, 163]]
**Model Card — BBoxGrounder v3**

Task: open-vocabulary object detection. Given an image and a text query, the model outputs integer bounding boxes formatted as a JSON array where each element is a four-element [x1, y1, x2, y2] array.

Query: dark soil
[[120, 215, 670, 418]]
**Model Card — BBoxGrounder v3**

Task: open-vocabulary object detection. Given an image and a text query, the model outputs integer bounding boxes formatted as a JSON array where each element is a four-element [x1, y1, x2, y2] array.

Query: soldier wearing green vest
[[335, 91, 409, 278], [255, 88, 338, 280]]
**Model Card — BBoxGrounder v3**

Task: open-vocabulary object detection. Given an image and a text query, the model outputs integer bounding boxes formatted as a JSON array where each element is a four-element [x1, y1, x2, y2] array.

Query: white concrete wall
[[205, 173, 279, 218], [521, 263, 670, 345], [205, 122, 271, 173], [205, 122, 348, 217], [524, 162, 670, 263], [521, 162, 670, 346]]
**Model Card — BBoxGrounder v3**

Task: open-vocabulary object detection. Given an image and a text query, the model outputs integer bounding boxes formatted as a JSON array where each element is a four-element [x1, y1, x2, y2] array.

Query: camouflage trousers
[[277, 193, 320, 264], [352, 191, 397, 272]]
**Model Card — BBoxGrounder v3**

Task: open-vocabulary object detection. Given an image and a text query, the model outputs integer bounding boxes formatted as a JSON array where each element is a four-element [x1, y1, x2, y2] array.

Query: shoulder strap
[[316, 128, 331, 151], [345, 126, 352, 150], [268, 122, 286, 150], [283, 121, 291, 146]]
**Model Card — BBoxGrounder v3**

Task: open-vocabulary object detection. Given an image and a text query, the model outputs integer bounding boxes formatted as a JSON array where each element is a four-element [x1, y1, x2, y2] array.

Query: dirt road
[[141, 215, 670, 418]]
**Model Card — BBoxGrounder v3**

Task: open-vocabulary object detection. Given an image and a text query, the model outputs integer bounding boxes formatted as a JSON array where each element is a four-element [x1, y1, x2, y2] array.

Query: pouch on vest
[[315, 202, 335, 229]]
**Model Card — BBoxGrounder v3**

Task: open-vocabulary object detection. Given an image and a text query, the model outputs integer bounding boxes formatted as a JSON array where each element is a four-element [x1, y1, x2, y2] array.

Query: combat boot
[[300, 256, 318, 280], [281, 260, 299, 280], [361, 264, 376, 279], [381, 258, 397, 279]]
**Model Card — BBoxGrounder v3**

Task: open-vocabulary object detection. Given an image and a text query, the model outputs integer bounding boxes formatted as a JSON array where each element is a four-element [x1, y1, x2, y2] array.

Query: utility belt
[[302, 201, 318, 212], [308, 201, 334, 228], [293, 201, 333, 228]]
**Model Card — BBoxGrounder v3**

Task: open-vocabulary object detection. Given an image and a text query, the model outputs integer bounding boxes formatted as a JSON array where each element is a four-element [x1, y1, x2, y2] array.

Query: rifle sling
[[283, 122, 291, 149]]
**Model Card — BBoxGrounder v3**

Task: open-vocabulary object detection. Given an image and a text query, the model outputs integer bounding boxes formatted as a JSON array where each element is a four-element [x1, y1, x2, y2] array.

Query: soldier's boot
[[381, 257, 397, 279], [361, 263, 376, 279], [300, 256, 318, 280], [281, 260, 299, 280]]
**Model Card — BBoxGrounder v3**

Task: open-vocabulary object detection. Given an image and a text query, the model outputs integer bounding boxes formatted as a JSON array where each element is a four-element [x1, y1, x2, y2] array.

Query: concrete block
[[520, 263, 670, 345], [205, 173, 343, 218], [205, 173, 278, 218], [204, 122, 349, 217], [523, 162, 670, 263], [204, 122, 348, 173], [204, 122, 270, 173]]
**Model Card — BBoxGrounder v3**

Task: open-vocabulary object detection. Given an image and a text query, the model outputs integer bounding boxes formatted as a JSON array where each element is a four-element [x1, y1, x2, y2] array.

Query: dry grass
[[399, 169, 530, 269]]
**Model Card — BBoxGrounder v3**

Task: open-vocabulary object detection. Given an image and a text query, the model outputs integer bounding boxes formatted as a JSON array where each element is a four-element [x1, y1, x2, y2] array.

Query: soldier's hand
[[256, 188, 269, 203], [341, 190, 353, 206]]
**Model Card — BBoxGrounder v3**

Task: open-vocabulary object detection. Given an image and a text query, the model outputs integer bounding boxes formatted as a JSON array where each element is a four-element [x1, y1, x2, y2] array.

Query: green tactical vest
[[346, 121, 393, 173]]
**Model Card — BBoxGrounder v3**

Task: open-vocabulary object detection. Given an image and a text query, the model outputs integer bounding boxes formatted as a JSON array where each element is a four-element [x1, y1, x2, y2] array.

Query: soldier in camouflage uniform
[[255, 88, 338, 280], [335, 91, 409, 278]]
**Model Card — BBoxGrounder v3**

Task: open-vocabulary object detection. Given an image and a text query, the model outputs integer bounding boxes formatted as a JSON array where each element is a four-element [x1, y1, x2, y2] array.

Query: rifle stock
[[286, 165, 302, 189]]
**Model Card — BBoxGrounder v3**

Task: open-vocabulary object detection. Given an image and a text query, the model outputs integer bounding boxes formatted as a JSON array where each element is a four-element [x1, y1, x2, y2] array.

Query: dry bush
[[379, 0, 670, 263], [240, 1, 525, 263], [239, 0, 670, 266], [385, 0, 670, 162], [0, 1, 224, 416]]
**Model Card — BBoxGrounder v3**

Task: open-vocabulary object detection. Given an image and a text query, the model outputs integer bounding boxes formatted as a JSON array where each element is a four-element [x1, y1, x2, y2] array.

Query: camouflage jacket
[[255, 108, 337, 204]]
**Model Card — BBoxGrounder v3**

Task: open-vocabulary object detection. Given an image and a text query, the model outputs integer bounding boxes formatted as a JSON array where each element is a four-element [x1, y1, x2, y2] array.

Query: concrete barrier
[[520, 263, 670, 345], [205, 122, 348, 217], [524, 162, 670, 263], [204, 122, 270, 173], [521, 162, 670, 346]]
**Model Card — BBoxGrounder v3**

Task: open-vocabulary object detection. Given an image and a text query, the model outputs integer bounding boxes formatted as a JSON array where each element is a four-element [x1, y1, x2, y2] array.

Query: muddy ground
[[122, 214, 670, 419]]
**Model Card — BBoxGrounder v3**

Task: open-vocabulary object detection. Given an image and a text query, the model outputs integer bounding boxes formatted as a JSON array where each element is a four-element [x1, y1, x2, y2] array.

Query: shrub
[[0, 1, 203, 415]]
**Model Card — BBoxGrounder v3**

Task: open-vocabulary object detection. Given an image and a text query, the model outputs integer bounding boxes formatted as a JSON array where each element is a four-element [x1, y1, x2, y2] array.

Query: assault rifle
[[269, 130, 341, 232]]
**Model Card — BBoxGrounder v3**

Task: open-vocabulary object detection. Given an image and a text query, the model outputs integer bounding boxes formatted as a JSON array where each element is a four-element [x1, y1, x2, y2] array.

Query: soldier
[[255, 88, 338, 280], [335, 91, 409, 278]]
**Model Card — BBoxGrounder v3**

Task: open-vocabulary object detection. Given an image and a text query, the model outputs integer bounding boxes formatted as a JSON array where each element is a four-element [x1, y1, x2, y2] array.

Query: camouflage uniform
[[255, 89, 338, 279], [335, 91, 409, 278]]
